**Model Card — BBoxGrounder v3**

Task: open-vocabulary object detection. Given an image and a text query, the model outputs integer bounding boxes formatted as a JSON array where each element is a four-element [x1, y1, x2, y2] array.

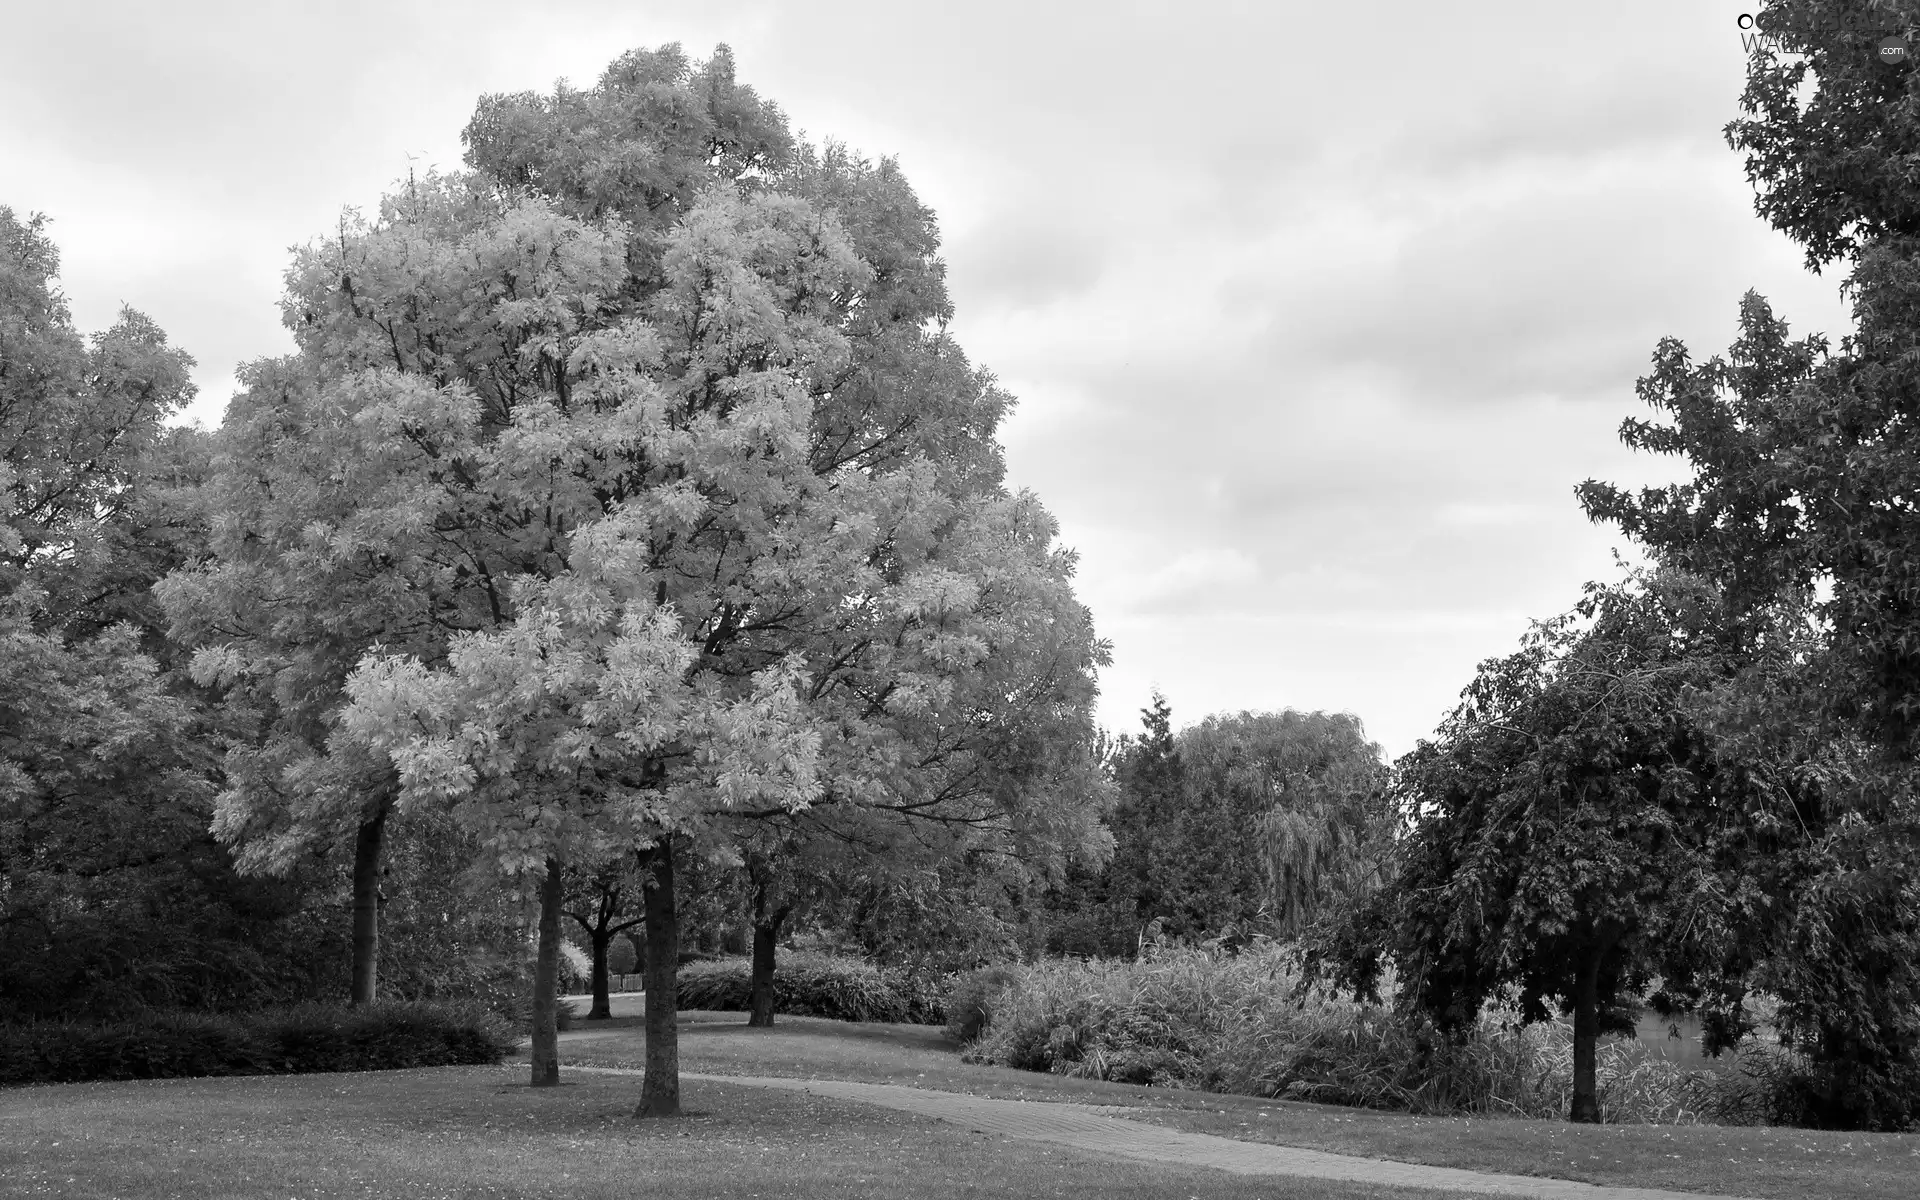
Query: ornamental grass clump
[[960, 943, 1776, 1124]]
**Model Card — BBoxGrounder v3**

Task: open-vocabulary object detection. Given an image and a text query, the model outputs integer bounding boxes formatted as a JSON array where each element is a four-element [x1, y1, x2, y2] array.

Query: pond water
[[1623, 1012, 1712, 1067]]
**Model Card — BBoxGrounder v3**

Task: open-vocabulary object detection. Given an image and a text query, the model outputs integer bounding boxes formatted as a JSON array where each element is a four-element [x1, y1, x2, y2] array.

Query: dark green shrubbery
[[0, 1000, 516, 1086], [944, 964, 1020, 1043], [676, 953, 944, 1024]]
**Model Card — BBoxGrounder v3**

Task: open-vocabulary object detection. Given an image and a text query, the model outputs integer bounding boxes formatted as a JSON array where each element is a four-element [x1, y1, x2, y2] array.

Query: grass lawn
[[557, 1006, 1920, 1200], [1, 1064, 1493, 1199]]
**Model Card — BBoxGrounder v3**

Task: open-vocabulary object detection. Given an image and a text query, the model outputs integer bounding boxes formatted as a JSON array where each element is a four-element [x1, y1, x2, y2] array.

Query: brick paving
[[569, 1066, 1759, 1200]]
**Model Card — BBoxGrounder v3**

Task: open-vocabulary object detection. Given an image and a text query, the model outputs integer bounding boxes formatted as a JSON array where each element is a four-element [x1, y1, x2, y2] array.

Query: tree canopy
[[1575, 0, 1920, 1127], [151, 43, 1112, 1108], [1330, 573, 1781, 1123]]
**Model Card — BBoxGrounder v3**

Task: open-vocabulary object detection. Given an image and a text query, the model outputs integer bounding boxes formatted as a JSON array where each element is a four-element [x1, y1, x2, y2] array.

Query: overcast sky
[[1, 1, 1855, 757]]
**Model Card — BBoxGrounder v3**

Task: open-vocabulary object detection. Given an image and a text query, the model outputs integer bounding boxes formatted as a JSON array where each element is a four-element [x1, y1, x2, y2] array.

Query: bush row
[[676, 952, 944, 1024], [1, 1000, 516, 1087], [949, 944, 1845, 1126]]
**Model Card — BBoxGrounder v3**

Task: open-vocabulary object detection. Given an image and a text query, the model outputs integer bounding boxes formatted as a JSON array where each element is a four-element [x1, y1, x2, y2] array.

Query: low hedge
[[1, 1000, 516, 1087], [676, 952, 945, 1024]]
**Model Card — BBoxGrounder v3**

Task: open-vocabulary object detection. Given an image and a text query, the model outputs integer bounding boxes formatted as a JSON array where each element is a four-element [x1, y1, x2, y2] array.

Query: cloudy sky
[[1, 1, 1856, 757]]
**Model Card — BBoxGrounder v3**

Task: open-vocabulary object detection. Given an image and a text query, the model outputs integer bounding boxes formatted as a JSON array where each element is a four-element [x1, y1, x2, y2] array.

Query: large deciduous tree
[[163, 41, 1029, 1020], [230, 43, 1113, 1116], [1575, 0, 1920, 1127]]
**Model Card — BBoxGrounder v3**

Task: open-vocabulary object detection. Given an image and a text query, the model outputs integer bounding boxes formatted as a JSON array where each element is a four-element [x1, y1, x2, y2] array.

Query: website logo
[[1737, 12, 1918, 61]]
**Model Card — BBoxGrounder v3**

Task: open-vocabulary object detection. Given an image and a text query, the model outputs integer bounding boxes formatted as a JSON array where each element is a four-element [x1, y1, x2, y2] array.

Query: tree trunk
[[530, 857, 564, 1088], [588, 926, 613, 1021], [749, 917, 780, 1027], [637, 838, 680, 1117], [348, 803, 388, 1008], [1569, 950, 1602, 1124]]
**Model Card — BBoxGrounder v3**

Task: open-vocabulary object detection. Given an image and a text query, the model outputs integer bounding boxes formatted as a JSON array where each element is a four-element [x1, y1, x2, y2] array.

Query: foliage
[[0, 1000, 514, 1086], [0, 206, 208, 642], [813, 843, 1034, 976], [1325, 572, 1782, 1122], [0, 206, 347, 1023], [1722, 1, 1920, 275], [675, 952, 943, 1024], [1047, 697, 1388, 955], [274, 44, 1113, 1103], [961, 945, 1812, 1125], [943, 963, 1021, 1042], [1183, 709, 1390, 938], [1572, 4, 1920, 1129], [1095, 694, 1192, 947]]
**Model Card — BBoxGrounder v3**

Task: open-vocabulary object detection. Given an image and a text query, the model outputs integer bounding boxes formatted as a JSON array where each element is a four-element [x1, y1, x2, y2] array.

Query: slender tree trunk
[[748, 914, 782, 1027], [348, 802, 389, 1008], [530, 857, 564, 1088], [1569, 949, 1602, 1124], [637, 838, 680, 1117], [588, 926, 613, 1021]]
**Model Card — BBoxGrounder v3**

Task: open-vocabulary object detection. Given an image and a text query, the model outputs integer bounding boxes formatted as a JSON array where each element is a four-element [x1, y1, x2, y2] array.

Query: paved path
[[570, 1067, 1758, 1200]]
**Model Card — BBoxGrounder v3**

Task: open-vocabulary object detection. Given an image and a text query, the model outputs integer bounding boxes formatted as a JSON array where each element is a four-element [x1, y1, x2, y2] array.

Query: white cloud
[[0, 0, 1854, 756]]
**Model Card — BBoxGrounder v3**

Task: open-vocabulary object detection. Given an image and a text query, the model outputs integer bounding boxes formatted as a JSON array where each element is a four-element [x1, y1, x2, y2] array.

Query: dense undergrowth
[[0, 1000, 515, 1086], [952, 944, 1834, 1126], [677, 952, 945, 1024]]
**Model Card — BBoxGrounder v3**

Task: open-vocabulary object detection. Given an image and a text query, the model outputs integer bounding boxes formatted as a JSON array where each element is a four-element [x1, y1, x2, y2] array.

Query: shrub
[[607, 937, 638, 976], [944, 965, 1022, 1043], [677, 952, 944, 1024], [0, 1001, 514, 1087], [1676, 1041, 1920, 1130], [249, 1001, 518, 1073], [960, 944, 1812, 1124], [491, 992, 579, 1037], [0, 1011, 273, 1085]]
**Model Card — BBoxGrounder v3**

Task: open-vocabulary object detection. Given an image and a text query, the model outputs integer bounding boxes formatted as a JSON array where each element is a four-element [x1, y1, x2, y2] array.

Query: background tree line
[[1039, 695, 1391, 960]]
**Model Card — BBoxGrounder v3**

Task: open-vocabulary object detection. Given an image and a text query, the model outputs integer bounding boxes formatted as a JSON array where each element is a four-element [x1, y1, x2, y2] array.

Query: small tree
[[736, 830, 823, 1027], [1333, 573, 1752, 1123], [1103, 694, 1188, 943], [563, 859, 648, 1020]]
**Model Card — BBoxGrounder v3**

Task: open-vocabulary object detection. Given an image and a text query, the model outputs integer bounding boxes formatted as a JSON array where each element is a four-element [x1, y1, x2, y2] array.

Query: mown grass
[[1094, 1094, 1920, 1200], [560, 1008, 1920, 1200], [1, 1064, 1490, 1199]]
